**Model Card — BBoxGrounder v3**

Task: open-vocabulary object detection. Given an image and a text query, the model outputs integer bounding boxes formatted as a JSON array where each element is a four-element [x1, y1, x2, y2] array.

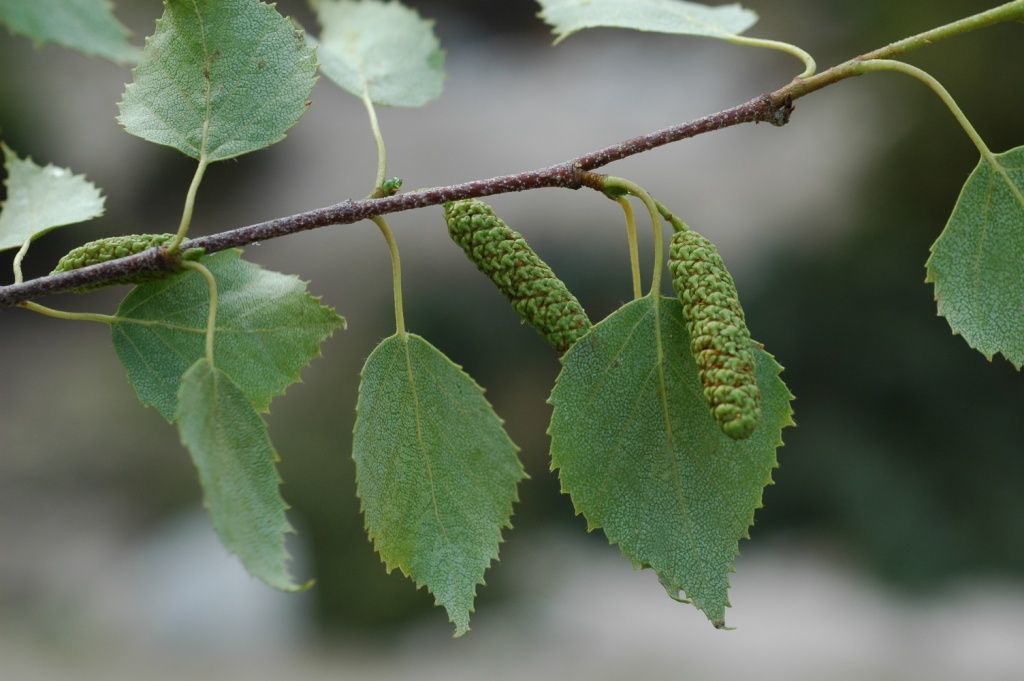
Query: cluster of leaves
[[0, 0, 1021, 637]]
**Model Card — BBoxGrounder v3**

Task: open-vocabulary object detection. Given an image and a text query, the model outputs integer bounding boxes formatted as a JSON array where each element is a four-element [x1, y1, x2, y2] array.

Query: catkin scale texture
[[51, 233, 176, 287], [669, 229, 761, 440], [444, 200, 591, 353]]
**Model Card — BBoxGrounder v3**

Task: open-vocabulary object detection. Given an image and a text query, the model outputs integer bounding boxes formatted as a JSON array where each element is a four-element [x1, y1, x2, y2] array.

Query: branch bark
[[2, 0, 1020, 308]]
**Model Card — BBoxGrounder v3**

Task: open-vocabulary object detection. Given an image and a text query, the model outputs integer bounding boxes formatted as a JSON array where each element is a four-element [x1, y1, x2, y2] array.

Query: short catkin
[[444, 199, 591, 353], [51, 233, 176, 287], [669, 229, 761, 440]]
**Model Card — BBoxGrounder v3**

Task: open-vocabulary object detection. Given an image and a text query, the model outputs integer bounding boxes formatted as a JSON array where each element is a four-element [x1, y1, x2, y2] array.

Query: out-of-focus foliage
[[0, 0, 138, 63], [0, 144, 104, 251], [537, 0, 757, 44], [312, 0, 446, 107]]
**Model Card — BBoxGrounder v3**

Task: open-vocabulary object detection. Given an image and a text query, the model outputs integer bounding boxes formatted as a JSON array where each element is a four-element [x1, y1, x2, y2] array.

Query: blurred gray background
[[1, 1, 1023, 679]]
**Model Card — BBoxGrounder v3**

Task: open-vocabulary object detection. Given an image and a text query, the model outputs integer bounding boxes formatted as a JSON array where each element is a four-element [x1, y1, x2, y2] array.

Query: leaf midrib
[[402, 337, 450, 543]]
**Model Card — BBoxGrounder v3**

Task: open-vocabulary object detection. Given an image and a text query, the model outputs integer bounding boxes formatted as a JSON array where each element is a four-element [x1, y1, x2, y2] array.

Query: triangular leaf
[[112, 250, 344, 421], [0, 144, 105, 252], [0, 0, 139, 63], [177, 358, 304, 590], [926, 146, 1024, 369], [352, 334, 524, 636], [537, 0, 758, 44], [312, 0, 445, 107], [118, 0, 317, 161], [548, 296, 793, 626]]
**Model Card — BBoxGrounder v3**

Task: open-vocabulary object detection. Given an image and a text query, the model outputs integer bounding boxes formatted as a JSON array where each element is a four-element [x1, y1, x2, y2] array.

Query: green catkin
[[669, 229, 761, 440], [444, 199, 591, 353], [51, 233, 176, 287]]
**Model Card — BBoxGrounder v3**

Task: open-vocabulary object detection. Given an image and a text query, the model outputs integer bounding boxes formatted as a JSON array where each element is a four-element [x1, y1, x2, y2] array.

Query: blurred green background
[[0, 1, 1022, 678]]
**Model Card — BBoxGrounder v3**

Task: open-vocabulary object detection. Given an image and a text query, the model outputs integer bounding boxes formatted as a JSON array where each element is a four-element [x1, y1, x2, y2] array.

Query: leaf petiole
[[11, 237, 32, 285], [856, 59, 1024, 208], [725, 35, 816, 79], [181, 260, 218, 365], [372, 215, 406, 339], [19, 301, 117, 324], [856, 59, 993, 160], [361, 90, 406, 338], [362, 91, 389, 192], [168, 157, 209, 254]]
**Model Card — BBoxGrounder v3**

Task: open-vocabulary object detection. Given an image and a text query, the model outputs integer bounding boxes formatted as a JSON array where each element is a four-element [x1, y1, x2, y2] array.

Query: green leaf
[[548, 296, 793, 626], [112, 250, 344, 421], [117, 0, 317, 161], [312, 0, 445, 107], [177, 358, 304, 591], [0, 0, 139, 63], [0, 144, 105, 252], [537, 0, 757, 44], [353, 334, 524, 636], [927, 147, 1024, 369]]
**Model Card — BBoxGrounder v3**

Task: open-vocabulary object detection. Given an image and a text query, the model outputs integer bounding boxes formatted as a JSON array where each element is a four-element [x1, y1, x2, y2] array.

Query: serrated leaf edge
[[113, 249, 345, 421], [176, 358, 311, 592], [0, 144, 106, 249], [116, 0, 318, 161], [311, 0, 445, 108], [545, 296, 795, 627], [924, 151, 1024, 371], [536, 0, 759, 45], [351, 333, 525, 636]]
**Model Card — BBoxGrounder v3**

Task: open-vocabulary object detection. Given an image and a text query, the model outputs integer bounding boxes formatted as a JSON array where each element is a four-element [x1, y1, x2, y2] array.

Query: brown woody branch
[[1, 0, 1017, 308], [0, 94, 785, 307]]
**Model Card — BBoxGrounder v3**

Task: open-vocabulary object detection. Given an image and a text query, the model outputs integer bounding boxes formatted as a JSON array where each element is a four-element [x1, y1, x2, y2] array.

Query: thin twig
[[2, 0, 1020, 308]]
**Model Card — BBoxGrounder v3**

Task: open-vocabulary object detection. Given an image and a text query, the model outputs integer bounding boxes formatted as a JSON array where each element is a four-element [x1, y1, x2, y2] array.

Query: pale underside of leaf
[[112, 250, 344, 421], [0, 144, 105, 252], [176, 358, 304, 591], [117, 0, 317, 161], [312, 0, 445, 107], [548, 296, 793, 626], [926, 146, 1024, 369], [0, 0, 139, 63], [352, 334, 524, 636], [537, 0, 758, 44]]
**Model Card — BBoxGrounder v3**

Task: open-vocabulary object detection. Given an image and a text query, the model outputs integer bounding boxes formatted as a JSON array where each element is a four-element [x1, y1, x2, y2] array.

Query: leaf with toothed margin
[[0, 0, 139, 64], [926, 146, 1024, 369], [177, 358, 307, 591], [112, 250, 344, 421], [537, 0, 758, 45], [352, 334, 525, 636], [310, 0, 445, 107], [117, 0, 317, 161], [0, 144, 105, 252], [548, 296, 793, 627]]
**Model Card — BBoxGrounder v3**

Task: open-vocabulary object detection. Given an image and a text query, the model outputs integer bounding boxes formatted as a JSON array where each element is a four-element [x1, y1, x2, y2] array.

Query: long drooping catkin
[[444, 199, 591, 353], [669, 229, 761, 440]]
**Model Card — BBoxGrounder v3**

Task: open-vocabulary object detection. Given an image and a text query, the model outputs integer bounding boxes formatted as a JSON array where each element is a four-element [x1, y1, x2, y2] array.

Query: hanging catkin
[[669, 228, 761, 440], [444, 199, 591, 353]]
